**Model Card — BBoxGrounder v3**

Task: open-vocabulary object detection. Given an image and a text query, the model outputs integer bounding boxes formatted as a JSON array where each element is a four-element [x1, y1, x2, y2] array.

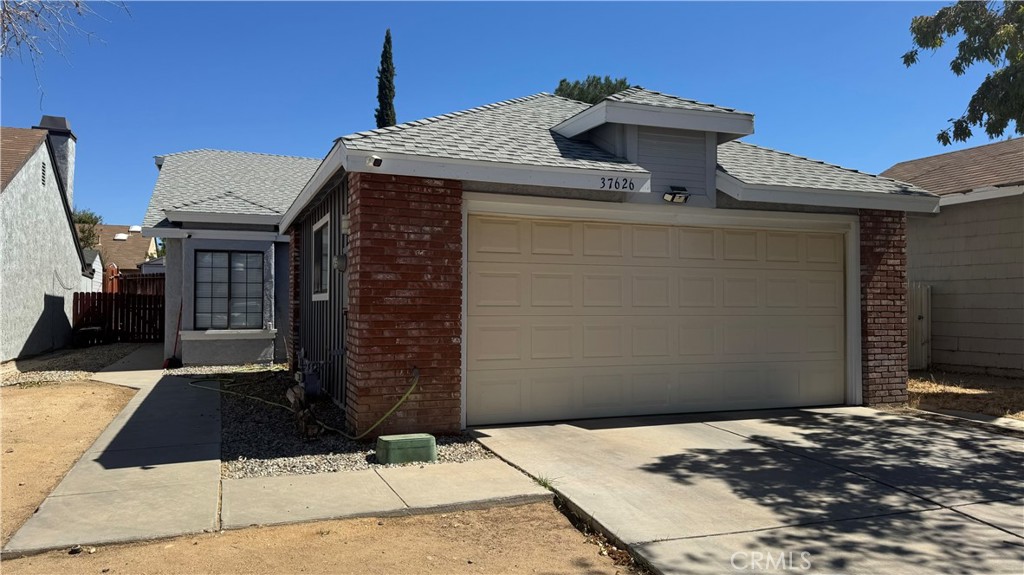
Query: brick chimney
[[33, 115, 76, 208]]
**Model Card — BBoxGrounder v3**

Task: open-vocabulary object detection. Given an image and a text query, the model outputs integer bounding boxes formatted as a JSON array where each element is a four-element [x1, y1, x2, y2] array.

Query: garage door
[[466, 216, 846, 426]]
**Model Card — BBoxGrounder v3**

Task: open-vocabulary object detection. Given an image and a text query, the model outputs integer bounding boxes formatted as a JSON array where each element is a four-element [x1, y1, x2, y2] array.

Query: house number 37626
[[600, 177, 635, 191]]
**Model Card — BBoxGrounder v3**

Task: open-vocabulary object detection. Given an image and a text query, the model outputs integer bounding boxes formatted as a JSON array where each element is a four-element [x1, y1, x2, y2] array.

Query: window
[[195, 251, 263, 329], [313, 215, 330, 299]]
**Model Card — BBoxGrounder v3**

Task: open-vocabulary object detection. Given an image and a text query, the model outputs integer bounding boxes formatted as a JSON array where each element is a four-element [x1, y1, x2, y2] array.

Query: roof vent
[[129, 225, 142, 233], [113, 233, 129, 241]]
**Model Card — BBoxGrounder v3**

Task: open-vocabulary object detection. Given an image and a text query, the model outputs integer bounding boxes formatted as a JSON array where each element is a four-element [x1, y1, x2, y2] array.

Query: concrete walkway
[[4, 345, 222, 553], [475, 407, 1024, 575], [3, 345, 548, 555]]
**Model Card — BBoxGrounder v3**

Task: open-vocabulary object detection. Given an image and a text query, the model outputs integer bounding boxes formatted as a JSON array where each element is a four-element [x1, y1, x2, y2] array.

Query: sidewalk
[[3, 345, 222, 554], [3, 345, 548, 555]]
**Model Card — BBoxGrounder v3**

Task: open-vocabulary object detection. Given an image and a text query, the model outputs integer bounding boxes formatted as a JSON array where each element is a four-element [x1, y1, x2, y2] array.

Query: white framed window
[[312, 214, 330, 301]]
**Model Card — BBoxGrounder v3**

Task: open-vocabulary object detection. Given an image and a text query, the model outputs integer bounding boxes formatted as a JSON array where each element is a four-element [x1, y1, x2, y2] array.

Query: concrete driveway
[[474, 407, 1024, 574]]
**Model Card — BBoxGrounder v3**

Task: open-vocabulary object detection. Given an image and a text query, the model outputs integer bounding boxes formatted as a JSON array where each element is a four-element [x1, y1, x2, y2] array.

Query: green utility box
[[375, 433, 437, 464]]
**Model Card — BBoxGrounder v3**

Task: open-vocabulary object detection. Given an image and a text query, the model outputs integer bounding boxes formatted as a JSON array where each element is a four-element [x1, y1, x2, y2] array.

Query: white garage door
[[467, 215, 846, 426]]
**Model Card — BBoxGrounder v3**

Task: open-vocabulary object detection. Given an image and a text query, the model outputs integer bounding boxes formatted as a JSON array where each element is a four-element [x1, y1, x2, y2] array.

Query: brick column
[[288, 226, 301, 373], [345, 172, 463, 436], [860, 209, 908, 405]]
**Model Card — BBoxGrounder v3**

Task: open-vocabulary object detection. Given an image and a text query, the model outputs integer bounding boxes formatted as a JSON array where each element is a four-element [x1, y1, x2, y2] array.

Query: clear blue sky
[[1, 1, 998, 226]]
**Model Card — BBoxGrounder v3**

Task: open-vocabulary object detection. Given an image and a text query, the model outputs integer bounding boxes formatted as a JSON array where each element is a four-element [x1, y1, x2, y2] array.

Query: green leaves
[[904, 1, 1024, 144], [374, 28, 396, 129], [554, 75, 630, 105]]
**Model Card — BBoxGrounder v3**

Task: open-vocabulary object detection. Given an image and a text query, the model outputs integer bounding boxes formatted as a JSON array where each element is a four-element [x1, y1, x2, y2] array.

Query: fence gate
[[908, 282, 931, 370]]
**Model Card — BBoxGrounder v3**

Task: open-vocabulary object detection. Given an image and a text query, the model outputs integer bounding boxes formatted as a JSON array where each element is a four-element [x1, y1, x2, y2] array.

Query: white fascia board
[[142, 225, 290, 240], [280, 142, 345, 231], [551, 103, 609, 138], [345, 148, 652, 194], [165, 210, 281, 226], [717, 171, 940, 213], [938, 185, 1024, 206], [604, 102, 754, 137], [464, 191, 857, 231]]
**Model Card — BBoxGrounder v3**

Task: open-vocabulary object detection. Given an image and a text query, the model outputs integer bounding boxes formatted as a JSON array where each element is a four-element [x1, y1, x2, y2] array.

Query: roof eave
[[938, 184, 1024, 207], [717, 171, 940, 213], [553, 101, 755, 140], [165, 210, 282, 226], [281, 144, 652, 231]]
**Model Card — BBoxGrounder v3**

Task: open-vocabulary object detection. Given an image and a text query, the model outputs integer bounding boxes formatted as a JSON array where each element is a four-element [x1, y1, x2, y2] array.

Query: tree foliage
[[902, 1, 1024, 145], [374, 28, 396, 129], [554, 75, 631, 104], [73, 208, 102, 249]]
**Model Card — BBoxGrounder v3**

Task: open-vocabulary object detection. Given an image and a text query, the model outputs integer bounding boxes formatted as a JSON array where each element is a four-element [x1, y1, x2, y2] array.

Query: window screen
[[195, 251, 263, 329], [314, 222, 329, 294]]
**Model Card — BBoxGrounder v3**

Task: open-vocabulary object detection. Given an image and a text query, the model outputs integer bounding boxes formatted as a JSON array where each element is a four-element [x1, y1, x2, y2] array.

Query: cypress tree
[[374, 29, 396, 128]]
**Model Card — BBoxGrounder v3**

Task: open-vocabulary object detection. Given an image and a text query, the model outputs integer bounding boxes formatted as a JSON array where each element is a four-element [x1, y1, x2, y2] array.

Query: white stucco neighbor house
[[279, 87, 943, 436], [882, 138, 1023, 377], [141, 150, 320, 365], [0, 116, 94, 361]]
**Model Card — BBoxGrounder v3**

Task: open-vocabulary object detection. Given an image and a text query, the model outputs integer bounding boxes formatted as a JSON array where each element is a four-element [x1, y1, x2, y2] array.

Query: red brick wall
[[860, 209, 908, 405], [288, 226, 301, 373], [346, 172, 463, 436]]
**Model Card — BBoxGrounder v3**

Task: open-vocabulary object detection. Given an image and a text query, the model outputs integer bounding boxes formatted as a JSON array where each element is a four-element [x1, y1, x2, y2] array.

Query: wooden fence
[[72, 292, 164, 345], [908, 282, 931, 370], [108, 272, 165, 296]]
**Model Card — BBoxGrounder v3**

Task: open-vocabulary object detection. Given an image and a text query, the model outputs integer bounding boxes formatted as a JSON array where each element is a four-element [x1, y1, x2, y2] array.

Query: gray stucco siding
[[165, 236, 287, 365], [908, 194, 1024, 375], [0, 143, 82, 360]]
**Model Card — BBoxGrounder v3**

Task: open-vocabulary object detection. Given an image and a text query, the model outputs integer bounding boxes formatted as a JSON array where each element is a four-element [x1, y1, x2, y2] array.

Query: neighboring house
[[139, 256, 166, 275], [882, 138, 1023, 377], [142, 150, 320, 365], [0, 116, 94, 361], [80, 248, 104, 292], [89, 224, 158, 288], [281, 87, 939, 436]]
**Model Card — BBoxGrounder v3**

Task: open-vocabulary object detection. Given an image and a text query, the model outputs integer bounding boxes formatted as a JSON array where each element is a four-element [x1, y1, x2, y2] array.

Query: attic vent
[[41, 162, 47, 187], [113, 233, 129, 241], [128, 225, 142, 233]]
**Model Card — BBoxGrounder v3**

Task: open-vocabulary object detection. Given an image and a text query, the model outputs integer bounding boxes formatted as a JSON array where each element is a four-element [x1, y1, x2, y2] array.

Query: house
[[80, 248, 104, 292], [881, 138, 1023, 377], [280, 87, 940, 436], [139, 256, 166, 275], [89, 224, 158, 289], [0, 116, 94, 361], [141, 150, 320, 365]]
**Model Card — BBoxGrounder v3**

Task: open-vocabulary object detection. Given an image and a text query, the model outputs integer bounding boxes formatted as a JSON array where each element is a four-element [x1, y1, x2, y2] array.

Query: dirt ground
[[2, 502, 629, 575], [1, 380, 137, 545], [908, 370, 1024, 420]]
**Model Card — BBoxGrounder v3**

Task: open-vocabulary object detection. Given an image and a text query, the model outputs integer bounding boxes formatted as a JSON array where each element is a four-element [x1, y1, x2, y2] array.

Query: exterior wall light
[[366, 155, 383, 168]]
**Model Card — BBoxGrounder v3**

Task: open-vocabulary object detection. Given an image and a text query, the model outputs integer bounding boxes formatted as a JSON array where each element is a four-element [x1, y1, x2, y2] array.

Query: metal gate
[[908, 282, 931, 370]]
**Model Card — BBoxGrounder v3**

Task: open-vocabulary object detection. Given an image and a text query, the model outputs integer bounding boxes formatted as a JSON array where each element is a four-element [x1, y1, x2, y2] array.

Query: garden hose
[[185, 367, 420, 441]]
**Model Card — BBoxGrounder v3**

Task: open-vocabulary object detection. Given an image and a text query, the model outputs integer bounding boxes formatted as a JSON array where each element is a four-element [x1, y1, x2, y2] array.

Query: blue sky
[[1, 1, 999, 226]]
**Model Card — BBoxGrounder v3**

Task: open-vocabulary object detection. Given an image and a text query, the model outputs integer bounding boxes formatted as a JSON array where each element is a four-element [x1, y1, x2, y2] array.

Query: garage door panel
[[470, 264, 843, 316], [467, 216, 847, 426], [468, 315, 843, 371], [471, 218, 843, 272], [468, 361, 846, 426]]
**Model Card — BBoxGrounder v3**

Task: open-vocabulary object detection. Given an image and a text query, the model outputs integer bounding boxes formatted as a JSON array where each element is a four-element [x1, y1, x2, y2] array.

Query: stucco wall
[[163, 238, 183, 360], [0, 143, 82, 360], [907, 195, 1024, 376]]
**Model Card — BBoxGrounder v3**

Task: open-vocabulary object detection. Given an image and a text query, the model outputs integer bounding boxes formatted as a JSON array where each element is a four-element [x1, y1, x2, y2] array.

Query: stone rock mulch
[[1, 343, 143, 386], [206, 366, 494, 479]]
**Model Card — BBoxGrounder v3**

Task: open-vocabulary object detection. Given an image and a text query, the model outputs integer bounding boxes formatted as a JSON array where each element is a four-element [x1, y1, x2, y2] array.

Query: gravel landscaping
[[1, 343, 142, 386], [197, 365, 494, 479]]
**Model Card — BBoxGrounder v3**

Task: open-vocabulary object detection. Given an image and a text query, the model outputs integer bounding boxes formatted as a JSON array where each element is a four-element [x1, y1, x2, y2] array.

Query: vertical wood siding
[[637, 126, 708, 197], [297, 178, 348, 404]]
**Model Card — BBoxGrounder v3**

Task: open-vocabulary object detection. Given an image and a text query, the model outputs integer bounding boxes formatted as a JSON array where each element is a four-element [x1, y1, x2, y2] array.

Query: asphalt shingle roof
[[144, 149, 321, 228], [341, 94, 648, 173], [1, 127, 48, 192], [604, 87, 752, 116], [880, 138, 1024, 196], [89, 224, 154, 270], [717, 141, 933, 197]]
